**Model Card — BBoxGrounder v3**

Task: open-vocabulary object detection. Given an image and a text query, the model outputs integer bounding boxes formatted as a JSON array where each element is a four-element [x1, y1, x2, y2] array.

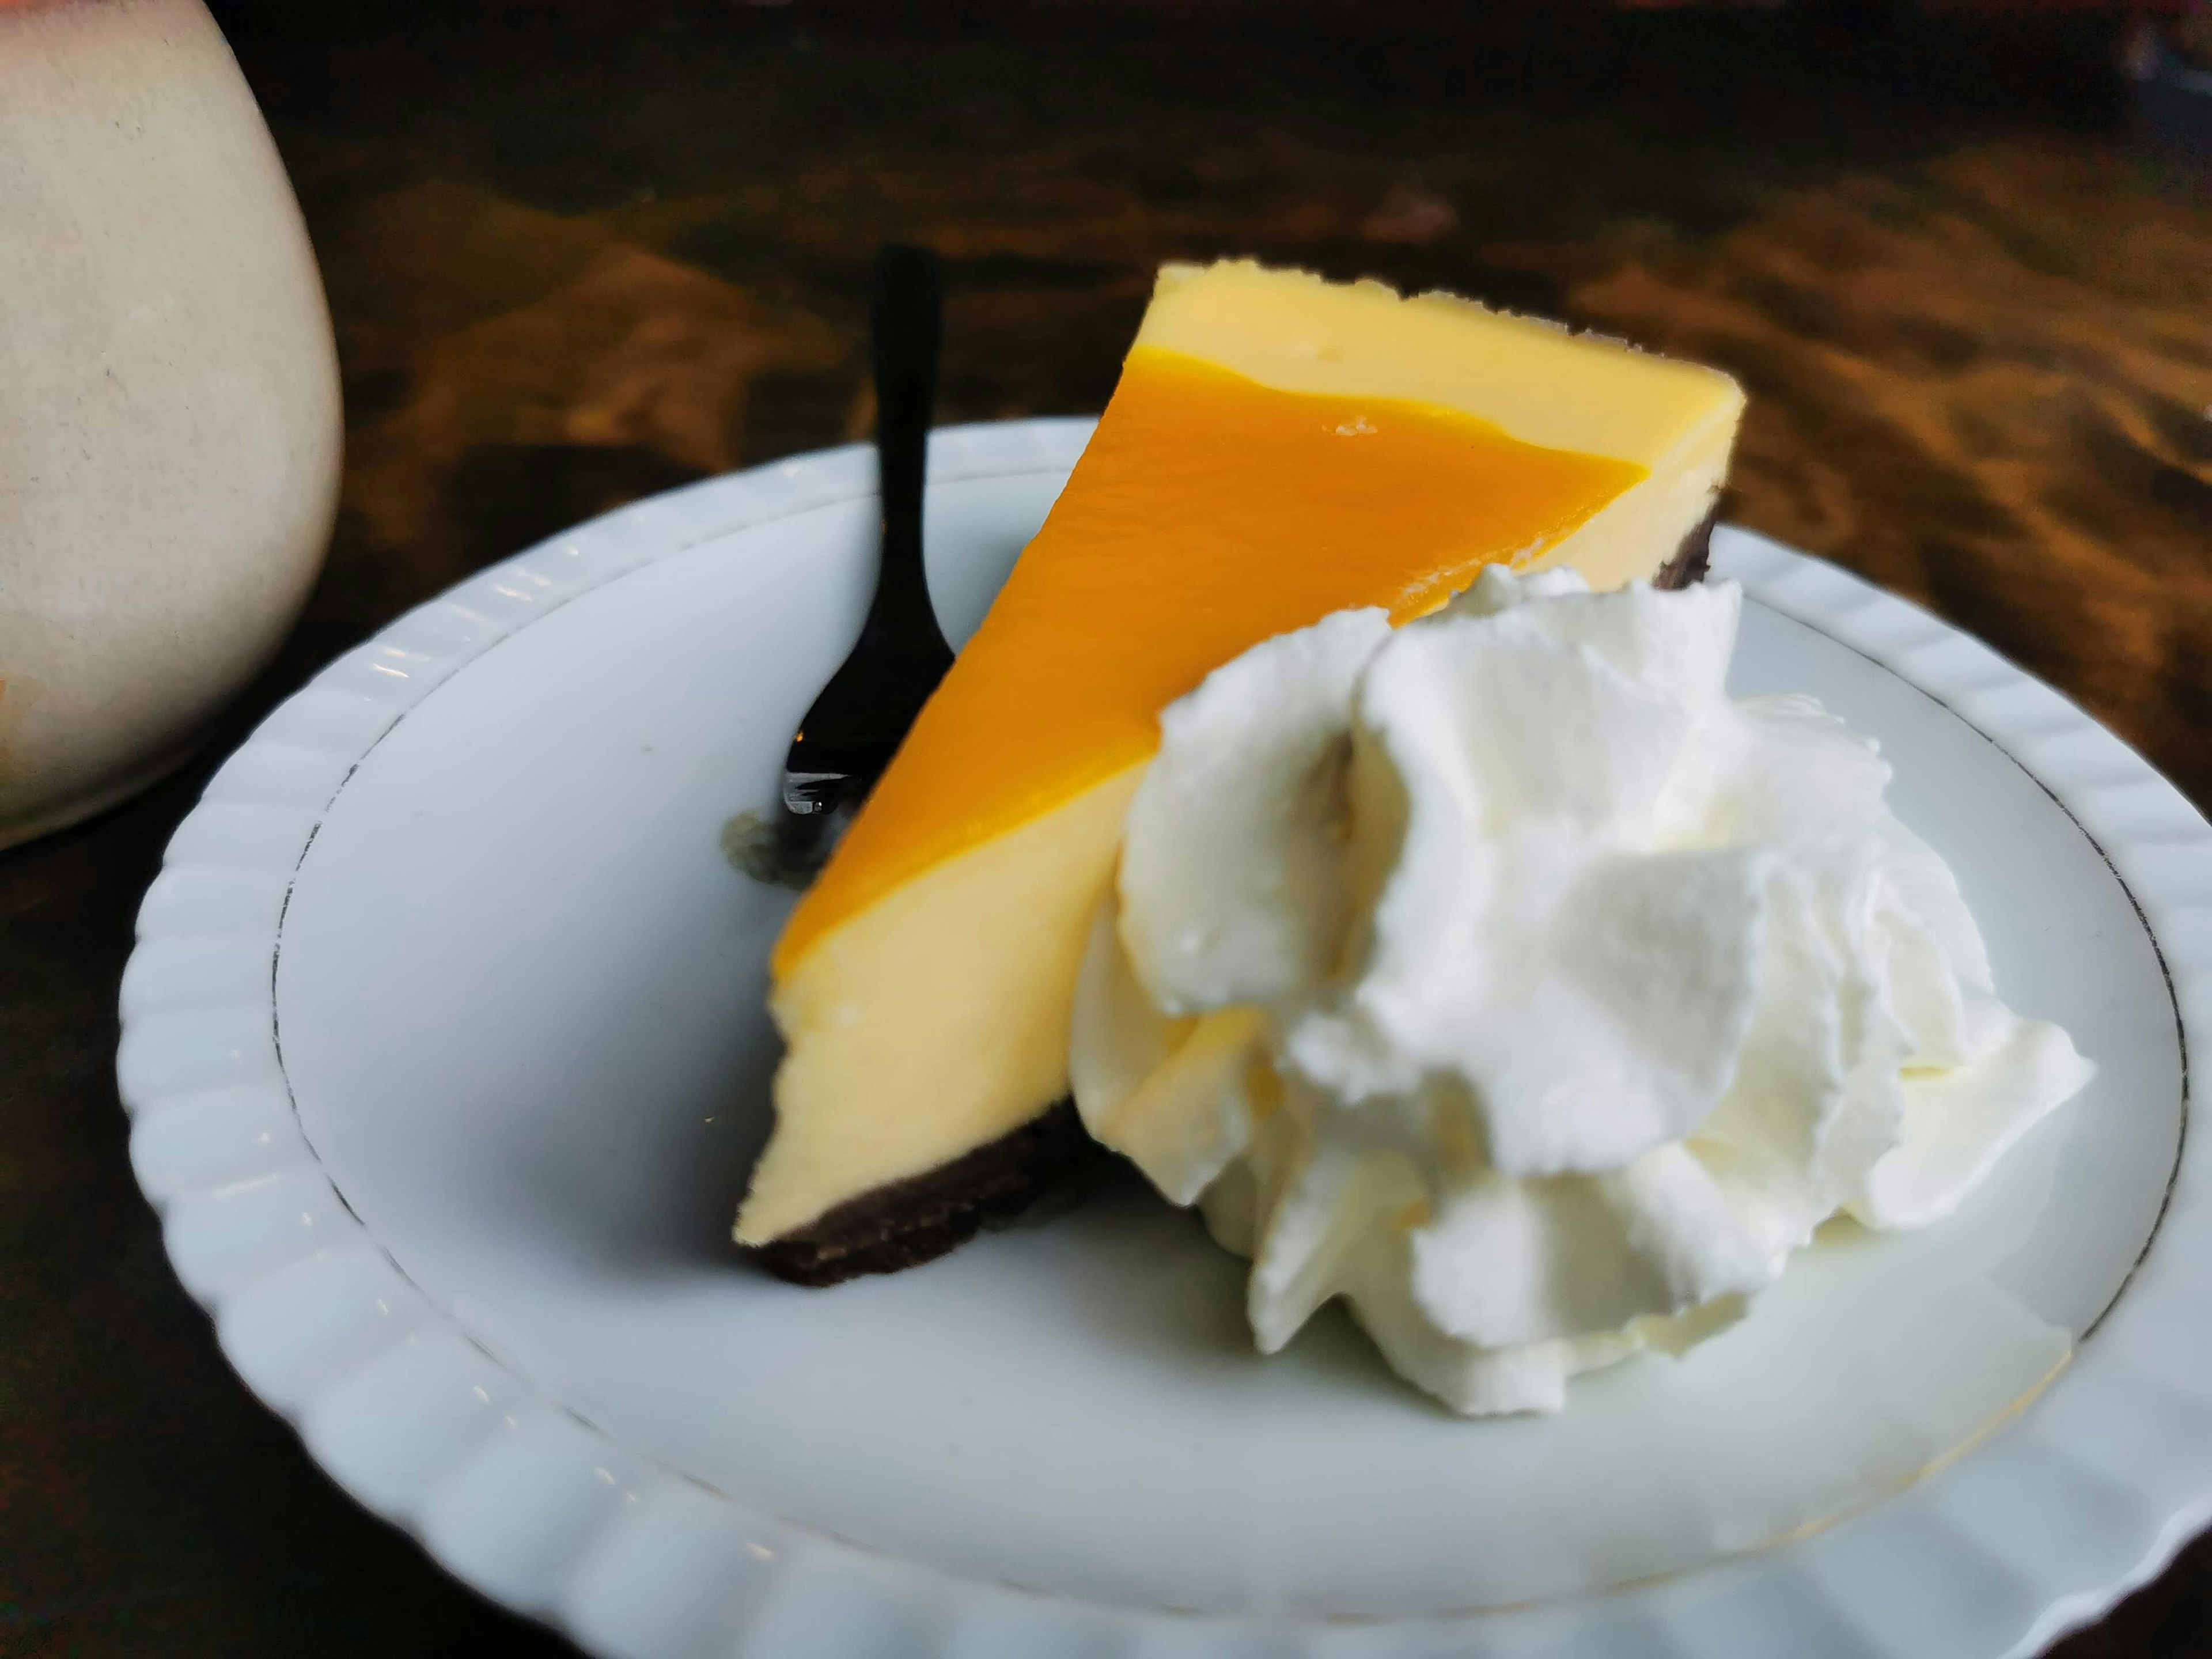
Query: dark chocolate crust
[[752, 1099, 1100, 1286], [1651, 502, 1719, 590]]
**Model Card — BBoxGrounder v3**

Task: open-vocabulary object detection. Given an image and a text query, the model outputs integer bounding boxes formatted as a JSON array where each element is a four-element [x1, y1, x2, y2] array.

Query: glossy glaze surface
[[781, 345, 1649, 969]]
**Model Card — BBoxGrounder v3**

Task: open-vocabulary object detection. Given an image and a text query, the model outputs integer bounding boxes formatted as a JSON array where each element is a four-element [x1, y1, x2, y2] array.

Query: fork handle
[[864, 245, 950, 661]]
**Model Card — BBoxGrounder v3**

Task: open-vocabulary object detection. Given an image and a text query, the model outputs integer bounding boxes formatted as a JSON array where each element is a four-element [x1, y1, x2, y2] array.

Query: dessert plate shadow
[[120, 420, 2212, 1659]]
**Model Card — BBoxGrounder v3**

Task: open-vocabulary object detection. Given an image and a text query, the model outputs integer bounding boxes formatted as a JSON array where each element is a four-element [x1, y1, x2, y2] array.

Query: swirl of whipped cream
[[1070, 566, 2093, 1416]]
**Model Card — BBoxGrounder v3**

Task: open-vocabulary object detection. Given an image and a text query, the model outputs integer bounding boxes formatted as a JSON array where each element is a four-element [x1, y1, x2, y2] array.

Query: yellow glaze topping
[[773, 346, 1646, 975]]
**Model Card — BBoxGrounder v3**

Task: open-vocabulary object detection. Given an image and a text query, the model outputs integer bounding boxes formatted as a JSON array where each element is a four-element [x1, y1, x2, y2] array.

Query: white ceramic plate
[[120, 420, 2212, 1659]]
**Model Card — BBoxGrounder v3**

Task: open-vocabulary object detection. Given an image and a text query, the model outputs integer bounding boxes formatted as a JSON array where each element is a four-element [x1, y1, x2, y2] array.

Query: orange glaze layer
[[772, 346, 1646, 975]]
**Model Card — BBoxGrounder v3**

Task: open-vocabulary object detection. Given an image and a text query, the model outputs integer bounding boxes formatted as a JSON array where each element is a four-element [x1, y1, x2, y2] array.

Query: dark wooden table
[[6, 5, 2210, 1653]]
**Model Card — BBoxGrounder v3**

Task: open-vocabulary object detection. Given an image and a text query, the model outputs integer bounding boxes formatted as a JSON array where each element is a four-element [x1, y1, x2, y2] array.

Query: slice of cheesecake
[[736, 259, 1745, 1283]]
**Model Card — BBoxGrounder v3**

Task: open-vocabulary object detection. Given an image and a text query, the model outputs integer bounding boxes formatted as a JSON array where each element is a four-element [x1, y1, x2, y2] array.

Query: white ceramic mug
[[1, 0, 342, 849]]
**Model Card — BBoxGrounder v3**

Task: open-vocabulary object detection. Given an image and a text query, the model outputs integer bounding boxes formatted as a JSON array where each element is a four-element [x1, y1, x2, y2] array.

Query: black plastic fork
[[746, 246, 953, 880]]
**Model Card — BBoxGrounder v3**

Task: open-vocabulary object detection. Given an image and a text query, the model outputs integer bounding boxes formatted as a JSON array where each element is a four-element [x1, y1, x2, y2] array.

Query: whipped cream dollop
[[1070, 567, 2094, 1416]]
